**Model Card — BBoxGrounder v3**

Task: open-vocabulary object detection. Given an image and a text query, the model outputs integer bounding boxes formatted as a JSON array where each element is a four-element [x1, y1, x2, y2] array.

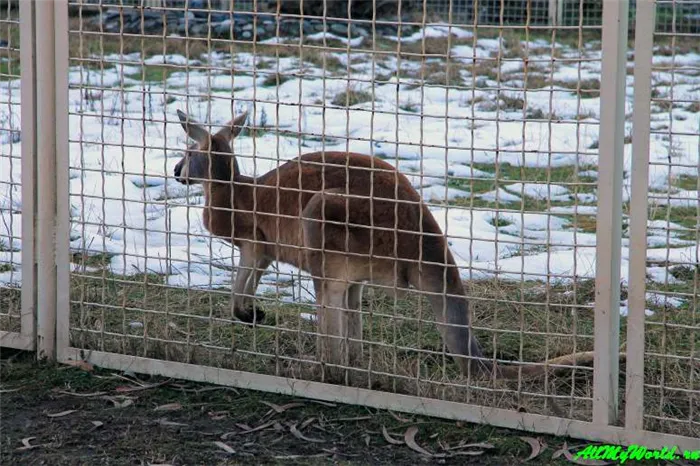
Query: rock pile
[[92, 8, 420, 42]]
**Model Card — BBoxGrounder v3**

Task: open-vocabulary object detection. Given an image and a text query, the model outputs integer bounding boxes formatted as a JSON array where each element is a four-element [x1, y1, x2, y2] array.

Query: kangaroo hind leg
[[303, 190, 366, 381]]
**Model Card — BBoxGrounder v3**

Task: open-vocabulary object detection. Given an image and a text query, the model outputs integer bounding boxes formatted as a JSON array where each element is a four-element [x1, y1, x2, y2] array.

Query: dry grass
[[66, 271, 599, 417], [465, 58, 501, 83], [499, 93, 525, 111], [414, 61, 466, 87], [553, 78, 601, 99], [331, 88, 372, 107], [57, 260, 699, 438], [260, 72, 291, 88], [686, 101, 700, 113], [0, 286, 21, 333], [394, 37, 457, 58]]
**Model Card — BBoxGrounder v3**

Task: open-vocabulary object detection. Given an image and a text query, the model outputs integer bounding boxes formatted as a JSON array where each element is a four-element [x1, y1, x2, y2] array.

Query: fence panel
[[0, 0, 34, 351], [635, 0, 700, 440], [45, 0, 699, 449]]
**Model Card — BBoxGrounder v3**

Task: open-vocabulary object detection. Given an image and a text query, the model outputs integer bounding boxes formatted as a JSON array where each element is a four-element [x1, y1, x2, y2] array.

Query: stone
[[330, 22, 348, 35], [352, 25, 369, 37], [214, 21, 233, 37], [142, 19, 164, 34], [311, 20, 325, 32], [190, 24, 207, 36]]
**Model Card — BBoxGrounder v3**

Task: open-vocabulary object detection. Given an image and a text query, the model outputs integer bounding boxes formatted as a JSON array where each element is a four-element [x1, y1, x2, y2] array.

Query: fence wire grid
[[65, 0, 605, 421], [0, 2, 21, 336], [641, 0, 700, 438], [0, 0, 699, 446]]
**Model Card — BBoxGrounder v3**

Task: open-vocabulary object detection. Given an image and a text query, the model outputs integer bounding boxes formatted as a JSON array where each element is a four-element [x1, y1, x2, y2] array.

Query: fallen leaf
[[364, 433, 371, 447], [273, 453, 330, 460], [0, 387, 22, 393], [260, 401, 305, 414], [450, 450, 488, 457], [17, 437, 51, 451], [103, 396, 134, 408], [47, 410, 77, 418], [221, 421, 275, 439], [64, 360, 94, 371], [553, 442, 613, 466], [154, 402, 182, 412], [21, 437, 36, 448], [91, 421, 104, 428], [446, 441, 495, 451], [334, 415, 373, 422], [520, 437, 546, 462], [308, 400, 337, 407], [300, 417, 316, 430], [193, 386, 239, 395], [115, 381, 168, 393], [208, 411, 228, 420], [404, 426, 443, 457], [213, 441, 236, 454], [389, 411, 412, 423], [290, 423, 325, 443], [382, 426, 404, 445], [56, 390, 106, 397], [158, 418, 188, 427]]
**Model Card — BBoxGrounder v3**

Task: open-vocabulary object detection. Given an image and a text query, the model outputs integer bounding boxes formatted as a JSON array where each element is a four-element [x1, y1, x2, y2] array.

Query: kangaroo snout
[[173, 160, 188, 184]]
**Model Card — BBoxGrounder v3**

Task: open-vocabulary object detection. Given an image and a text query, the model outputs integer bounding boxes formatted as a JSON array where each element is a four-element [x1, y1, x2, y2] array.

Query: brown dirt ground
[[0, 349, 682, 466]]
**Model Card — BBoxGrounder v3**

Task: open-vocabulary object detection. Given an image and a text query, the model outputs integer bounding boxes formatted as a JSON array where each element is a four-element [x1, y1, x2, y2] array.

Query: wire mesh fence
[[0, 2, 21, 336], [2, 0, 699, 446], [63, 0, 606, 421], [640, 0, 700, 438]]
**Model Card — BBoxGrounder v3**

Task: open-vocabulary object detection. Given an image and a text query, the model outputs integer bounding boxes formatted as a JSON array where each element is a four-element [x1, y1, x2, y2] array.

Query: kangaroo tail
[[409, 217, 617, 380], [494, 351, 610, 379]]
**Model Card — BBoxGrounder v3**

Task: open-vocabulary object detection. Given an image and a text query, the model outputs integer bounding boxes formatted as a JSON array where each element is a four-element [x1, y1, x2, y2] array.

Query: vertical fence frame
[[625, 0, 656, 432], [18, 0, 36, 351], [593, 0, 629, 426], [34, 0, 58, 359], [0, 0, 36, 351], [54, 0, 71, 361], [33, 0, 69, 359]]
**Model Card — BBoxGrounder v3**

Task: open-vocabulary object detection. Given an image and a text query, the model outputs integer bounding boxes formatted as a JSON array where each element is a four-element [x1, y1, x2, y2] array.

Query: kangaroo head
[[174, 109, 248, 185]]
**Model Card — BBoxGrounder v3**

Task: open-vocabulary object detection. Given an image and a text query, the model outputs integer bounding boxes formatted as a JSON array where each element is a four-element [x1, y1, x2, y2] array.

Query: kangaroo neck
[[203, 173, 256, 213]]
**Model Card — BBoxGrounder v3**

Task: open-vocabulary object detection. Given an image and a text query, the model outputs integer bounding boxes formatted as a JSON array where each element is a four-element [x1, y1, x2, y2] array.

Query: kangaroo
[[173, 110, 597, 379]]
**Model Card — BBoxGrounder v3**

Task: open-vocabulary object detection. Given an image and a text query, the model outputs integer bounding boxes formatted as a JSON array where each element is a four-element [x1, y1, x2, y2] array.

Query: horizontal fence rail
[[1, 0, 699, 450]]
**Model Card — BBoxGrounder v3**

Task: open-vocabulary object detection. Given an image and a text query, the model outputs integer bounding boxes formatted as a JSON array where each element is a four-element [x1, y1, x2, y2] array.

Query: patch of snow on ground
[[1, 33, 699, 317]]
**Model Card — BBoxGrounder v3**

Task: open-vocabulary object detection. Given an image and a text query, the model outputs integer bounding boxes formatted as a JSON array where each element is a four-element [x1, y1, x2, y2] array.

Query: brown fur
[[174, 110, 599, 380]]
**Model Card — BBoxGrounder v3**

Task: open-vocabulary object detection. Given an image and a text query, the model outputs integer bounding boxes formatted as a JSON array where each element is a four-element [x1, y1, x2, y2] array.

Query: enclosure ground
[[0, 350, 682, 466]]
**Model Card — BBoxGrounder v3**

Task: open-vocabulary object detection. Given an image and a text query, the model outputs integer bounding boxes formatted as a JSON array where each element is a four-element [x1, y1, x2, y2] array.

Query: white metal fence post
[[54, 0, 71, 360], [35, 0, 57, 359], [593, 0, 629, 425], [548, 0, 564, 26], [625, 0, 656, 433], [17, 0, 37, 350]]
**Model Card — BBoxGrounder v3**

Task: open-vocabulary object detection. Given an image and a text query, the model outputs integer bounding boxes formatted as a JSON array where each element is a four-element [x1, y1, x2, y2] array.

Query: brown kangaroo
[[173, 110, 596, 379]]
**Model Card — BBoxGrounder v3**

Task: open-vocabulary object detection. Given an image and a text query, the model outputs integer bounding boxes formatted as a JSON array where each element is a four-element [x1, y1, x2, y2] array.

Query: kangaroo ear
[[177, 109, 209, 143], [216, 111, 249, 142]]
